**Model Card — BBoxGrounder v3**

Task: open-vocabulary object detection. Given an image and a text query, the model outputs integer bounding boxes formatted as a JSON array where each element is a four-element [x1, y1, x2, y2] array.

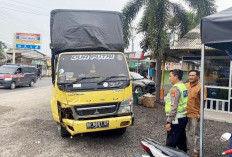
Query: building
[[0, 52, 7, 65], [5, 50, 51, 76], [166, 25, 232, 122]]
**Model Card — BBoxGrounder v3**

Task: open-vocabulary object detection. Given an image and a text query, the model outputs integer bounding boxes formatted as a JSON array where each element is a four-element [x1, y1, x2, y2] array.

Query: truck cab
[[50, 10, 133, 137], [51, 52, 133, 136]]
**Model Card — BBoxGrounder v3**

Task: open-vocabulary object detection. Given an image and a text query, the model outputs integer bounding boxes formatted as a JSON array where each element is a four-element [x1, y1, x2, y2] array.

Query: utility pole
[[131, 27, 135, 53], [131, 26, 138, 72], [12, 33, 16, 64]]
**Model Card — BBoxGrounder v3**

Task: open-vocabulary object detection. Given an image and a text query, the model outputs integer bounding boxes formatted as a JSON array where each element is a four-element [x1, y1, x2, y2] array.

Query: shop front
[[179, 56, 232, 114], [166, 24, 232, 116], [204, 58, 232, 113], [127, 60, 149, 72]]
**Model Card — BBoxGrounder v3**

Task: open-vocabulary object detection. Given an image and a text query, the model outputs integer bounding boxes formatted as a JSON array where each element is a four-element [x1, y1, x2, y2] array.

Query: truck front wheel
[[57, 123, 70, 137]]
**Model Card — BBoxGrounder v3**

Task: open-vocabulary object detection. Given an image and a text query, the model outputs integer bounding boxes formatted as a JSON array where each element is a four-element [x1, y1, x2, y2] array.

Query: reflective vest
[[165, 82, 188, 116]]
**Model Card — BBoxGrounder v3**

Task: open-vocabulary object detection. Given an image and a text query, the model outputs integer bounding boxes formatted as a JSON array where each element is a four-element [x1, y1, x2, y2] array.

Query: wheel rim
[[11, 82, 15, 89], [31, 81, 34, 86]]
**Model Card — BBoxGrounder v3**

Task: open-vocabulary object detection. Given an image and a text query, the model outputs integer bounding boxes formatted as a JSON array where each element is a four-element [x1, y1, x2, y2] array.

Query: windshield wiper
[[98, 75, 128, 84], [67, 76, 101, 85]]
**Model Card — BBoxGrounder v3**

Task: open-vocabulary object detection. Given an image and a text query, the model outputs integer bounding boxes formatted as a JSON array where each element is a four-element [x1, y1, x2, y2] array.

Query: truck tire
[[10, 82, 16, 89], [29, 80, 34, 87], [57, 123, 70, 137], [113, 128, 127, 135]]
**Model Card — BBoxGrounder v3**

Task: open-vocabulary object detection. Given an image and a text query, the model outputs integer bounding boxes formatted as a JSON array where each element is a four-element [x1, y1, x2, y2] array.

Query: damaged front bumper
[[61, 115, 134, 135]]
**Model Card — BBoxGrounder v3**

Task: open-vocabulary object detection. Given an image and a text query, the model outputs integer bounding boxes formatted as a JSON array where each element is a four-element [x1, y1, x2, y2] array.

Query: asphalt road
[[0, 82, 231, 157], [0, 77, 52, 94]]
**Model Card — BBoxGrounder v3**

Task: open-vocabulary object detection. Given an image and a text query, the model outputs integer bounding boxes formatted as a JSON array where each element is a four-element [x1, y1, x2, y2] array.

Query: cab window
[[15, 68, 22, 74]]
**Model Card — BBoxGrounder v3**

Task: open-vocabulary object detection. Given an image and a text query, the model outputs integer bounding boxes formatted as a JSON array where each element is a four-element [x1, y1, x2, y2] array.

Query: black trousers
[[166, 117, 188, 152]]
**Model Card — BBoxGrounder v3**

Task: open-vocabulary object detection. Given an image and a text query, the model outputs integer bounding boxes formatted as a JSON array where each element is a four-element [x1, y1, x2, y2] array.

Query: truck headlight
[[118, 97, 133, 114], [4, 78, 12, 81]]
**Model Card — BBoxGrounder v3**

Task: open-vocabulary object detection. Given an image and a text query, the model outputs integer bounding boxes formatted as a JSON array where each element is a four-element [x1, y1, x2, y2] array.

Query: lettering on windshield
[[71, 54, 115, 61]]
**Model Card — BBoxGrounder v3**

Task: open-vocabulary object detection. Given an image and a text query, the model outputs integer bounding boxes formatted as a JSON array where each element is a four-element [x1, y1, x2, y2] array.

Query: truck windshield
[[0, 66, 17, 74], [57, 53, 129, 90]]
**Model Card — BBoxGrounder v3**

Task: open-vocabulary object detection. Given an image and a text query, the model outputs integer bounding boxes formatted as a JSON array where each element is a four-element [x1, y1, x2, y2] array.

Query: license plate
[[86, 120, 109, 129]]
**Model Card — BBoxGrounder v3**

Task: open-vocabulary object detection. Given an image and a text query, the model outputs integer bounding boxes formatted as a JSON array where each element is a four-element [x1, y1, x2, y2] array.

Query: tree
[[0, 41, 7, 53], [122, 0, 216, 102]]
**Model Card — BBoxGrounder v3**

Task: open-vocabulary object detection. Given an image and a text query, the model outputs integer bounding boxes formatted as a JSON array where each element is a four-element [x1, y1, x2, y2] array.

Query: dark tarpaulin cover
[[50, 9, 125, 54], [201, 7, 232, 58]]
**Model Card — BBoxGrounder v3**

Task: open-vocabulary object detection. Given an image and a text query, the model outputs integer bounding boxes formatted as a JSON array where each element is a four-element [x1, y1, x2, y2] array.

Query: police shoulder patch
[[171, 90, 175, 97], [183, 90, 188, 97]]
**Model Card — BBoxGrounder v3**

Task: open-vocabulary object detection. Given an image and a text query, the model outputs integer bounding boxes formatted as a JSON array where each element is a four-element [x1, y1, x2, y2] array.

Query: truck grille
[[72, 103, 118, 119]]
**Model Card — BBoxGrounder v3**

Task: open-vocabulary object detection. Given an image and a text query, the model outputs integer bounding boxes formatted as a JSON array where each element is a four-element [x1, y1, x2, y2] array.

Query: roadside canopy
[[201, 7, 232, 57], [200, 7, 232, 157]]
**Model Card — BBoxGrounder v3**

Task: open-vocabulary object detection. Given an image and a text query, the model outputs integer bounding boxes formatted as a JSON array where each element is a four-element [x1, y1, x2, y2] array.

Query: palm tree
[[122, 0, 216, 102]]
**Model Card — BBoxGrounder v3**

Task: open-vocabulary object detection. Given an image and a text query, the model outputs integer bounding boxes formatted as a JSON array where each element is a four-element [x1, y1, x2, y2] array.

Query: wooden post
[[155, 58, 162, 103], [160, 56, 166, 101]]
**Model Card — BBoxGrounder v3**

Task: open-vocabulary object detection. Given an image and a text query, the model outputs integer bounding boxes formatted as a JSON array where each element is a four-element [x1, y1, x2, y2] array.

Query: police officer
[[165, 69, 188, 152]]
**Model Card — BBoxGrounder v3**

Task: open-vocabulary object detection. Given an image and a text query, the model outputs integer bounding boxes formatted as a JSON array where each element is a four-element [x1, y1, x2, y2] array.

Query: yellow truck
[[50, 10, 133, 137]]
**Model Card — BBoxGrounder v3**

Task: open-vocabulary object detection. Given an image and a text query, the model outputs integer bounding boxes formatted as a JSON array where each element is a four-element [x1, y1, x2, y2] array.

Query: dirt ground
[[0, 86, 231, 157]]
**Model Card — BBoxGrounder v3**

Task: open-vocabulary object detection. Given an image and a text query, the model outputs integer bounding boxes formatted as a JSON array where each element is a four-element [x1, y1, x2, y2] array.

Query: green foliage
[[186, 12, 197, 30], [0, 41, 7, 53], [122, 0, 216, 59], [122, 0, 146, 48], [185, 0, 216, 23]]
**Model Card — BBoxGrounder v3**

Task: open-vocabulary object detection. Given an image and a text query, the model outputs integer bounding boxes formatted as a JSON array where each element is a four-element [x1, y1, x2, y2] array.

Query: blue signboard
[[149, 69, 153, 77], [16, 44, 41, 50]]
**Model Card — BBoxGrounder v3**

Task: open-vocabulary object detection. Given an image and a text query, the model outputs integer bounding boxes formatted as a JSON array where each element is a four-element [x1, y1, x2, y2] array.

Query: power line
[[0, 14, 34, 32], [0, 1, 48, 15], [0, 10, 48, 34], [0, 7, 48, 16], [0, 14, 49, 50], [0, 14, 41, 46], [0, 0, 49, 12]]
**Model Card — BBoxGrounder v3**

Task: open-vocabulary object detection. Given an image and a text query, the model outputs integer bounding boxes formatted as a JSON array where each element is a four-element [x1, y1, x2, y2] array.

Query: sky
[[0, 0, 232, 57]]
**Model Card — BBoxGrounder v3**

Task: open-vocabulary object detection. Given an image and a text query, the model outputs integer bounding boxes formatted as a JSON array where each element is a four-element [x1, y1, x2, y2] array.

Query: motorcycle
[[220, 132, 232, 156], [134, 137, 189, 157], [135, 133, 232, 157]]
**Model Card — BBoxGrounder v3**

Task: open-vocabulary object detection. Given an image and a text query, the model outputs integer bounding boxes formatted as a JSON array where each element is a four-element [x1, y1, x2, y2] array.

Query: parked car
[[0, 64, 37, 89], [130, 72, 155, 93]]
